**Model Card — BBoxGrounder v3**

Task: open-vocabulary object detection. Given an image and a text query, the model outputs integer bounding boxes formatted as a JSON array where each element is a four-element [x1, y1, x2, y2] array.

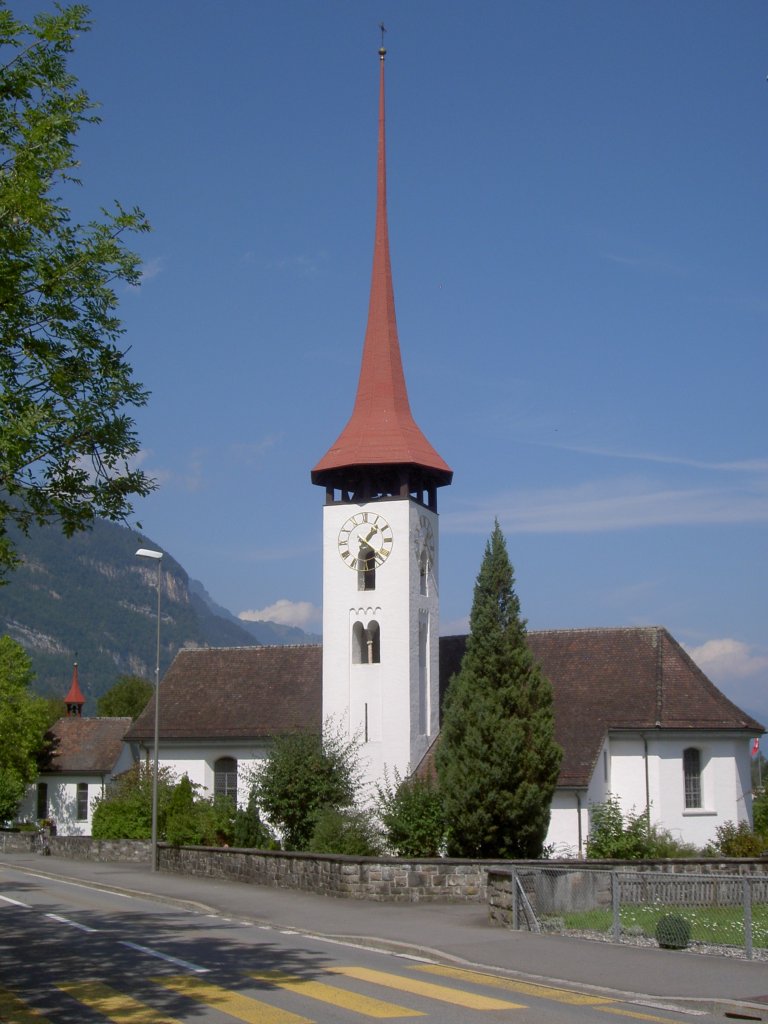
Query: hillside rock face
[[0, 518, 314, 702]]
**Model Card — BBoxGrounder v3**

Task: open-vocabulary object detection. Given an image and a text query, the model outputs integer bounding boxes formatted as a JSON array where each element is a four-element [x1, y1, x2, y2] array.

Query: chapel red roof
[[64, 662, 85, 715], [311, 47, 452, 493]]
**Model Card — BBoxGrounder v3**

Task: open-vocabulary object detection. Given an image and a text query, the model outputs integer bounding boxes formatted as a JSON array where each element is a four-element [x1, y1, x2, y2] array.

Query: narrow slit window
[[76, 782, 89, 821]]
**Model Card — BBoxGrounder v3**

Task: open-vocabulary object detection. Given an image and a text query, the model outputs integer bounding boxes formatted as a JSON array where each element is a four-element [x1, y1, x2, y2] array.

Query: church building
[[125, 47, 762, 855]]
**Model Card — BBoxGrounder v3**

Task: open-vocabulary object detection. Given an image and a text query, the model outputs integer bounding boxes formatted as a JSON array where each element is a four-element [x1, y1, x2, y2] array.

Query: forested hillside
[[0, 518, 317, 703]]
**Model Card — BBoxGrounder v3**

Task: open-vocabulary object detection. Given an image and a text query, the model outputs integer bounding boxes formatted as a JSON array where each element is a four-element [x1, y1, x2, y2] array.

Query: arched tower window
[[352, 620, 381, 664], [683, 747, 701, 809], [358, 543, 376, 591], [419, 549, 429, 596], [214, 757, 238, 806]]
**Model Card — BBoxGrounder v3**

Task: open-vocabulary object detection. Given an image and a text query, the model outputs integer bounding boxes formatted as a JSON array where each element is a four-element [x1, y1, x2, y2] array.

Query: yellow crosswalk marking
[[417, 963, 614, 1005], [250, 970, 425, 1018], [0, 985, 52, 1023], [598, 1008, 688, 1024], [327, 965, 525, 1011], [154, 974, 314, 1024], [56, 980, 183, 1023]]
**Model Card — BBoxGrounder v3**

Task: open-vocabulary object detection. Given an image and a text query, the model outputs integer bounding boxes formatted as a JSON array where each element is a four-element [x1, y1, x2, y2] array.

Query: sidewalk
[[2, 851, 767, 1018]]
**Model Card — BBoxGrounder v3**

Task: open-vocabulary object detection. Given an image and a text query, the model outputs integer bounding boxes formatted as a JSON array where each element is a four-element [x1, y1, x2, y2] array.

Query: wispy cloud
[[141, 437, 279, 494], [264, 251, 328, 277], [445, 477, 768, 535], [239, 599, 321, 629], [537, 442, 768, 475], [128, 256, 165, 291]]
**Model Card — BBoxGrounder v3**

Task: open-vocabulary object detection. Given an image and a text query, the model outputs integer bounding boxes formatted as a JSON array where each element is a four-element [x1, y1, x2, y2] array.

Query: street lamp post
[[136, 547, 163, 871]]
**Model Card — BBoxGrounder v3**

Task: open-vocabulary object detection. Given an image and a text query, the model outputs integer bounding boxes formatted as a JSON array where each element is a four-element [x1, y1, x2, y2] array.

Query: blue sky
[[23, 2, 768, 726]]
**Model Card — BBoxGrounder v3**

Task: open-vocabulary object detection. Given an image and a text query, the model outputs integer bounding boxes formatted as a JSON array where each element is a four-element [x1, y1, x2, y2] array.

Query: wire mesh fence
[[494, 866, 768, 960]]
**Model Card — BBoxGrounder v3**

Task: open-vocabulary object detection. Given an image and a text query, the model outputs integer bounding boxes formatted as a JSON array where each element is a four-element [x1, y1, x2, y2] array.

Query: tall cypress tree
[[436, 521, 561, 858]]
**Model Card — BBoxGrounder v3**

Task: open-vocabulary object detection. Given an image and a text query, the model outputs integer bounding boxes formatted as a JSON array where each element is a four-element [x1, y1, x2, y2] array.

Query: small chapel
[[126, 46, 762, 856]]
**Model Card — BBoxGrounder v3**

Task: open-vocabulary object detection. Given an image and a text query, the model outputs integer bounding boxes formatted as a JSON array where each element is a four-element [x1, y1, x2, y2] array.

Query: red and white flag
[[752, 737, 760, 756]]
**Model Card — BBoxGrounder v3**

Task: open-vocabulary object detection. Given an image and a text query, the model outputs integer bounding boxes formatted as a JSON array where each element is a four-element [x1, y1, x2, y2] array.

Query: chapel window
[[36, 783, 48, 821], [214, 757, 238, 806], [683, 747, 702, 809], [76, 783, 89, 821]]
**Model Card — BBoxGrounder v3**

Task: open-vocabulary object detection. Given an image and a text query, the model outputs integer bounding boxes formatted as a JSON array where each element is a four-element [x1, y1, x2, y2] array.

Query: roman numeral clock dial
[[337, 512, 394, 570]]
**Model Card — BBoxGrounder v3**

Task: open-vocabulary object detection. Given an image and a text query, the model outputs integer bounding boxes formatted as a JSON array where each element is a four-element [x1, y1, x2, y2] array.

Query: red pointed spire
[[65, 662, 85, 717], [312, 45, 452, 508]]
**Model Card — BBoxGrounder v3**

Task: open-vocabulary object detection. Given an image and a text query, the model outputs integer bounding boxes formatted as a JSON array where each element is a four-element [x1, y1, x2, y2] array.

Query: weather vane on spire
[[379, 22, 386, 59]]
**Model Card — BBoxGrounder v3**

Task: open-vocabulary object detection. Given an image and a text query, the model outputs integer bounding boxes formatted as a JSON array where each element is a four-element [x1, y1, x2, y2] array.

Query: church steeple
[[65, 662, 85, 717], [312, 44, 452, 511]]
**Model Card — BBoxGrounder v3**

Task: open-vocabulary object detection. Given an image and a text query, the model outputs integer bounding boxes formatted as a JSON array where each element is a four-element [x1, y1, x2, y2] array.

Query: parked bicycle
[[34, 827, 50, 856]]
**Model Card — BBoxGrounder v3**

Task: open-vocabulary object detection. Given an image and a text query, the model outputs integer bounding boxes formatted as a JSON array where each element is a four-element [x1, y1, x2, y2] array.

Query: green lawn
[[555, 904, 768, 949]]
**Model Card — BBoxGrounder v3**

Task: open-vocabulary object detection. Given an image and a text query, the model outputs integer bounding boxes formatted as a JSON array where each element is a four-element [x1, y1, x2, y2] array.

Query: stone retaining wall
[[157, 845, 509, 902], [0, 832, 151, 863]]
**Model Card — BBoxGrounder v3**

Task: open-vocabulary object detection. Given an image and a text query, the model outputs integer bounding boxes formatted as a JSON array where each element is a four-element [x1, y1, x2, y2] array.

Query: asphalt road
[[0, 866, 737, 1024]]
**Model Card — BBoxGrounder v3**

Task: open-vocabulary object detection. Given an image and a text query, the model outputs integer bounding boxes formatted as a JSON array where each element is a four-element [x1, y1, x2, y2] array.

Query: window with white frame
[[76, 782, 89, 821], [214, 757, 238, 806], [683, 747, 702, 809]]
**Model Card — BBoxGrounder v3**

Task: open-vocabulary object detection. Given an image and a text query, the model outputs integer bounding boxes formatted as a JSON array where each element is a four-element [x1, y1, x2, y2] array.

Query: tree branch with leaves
[[0, 2, 154, 578]]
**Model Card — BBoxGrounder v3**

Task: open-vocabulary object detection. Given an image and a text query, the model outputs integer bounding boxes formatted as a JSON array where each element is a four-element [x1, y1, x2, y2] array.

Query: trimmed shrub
[[655, 914, 691, 950]]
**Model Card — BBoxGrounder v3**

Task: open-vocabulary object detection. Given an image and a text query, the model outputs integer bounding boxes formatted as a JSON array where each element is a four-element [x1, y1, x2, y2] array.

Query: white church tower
[[312, 44, 452, 790]]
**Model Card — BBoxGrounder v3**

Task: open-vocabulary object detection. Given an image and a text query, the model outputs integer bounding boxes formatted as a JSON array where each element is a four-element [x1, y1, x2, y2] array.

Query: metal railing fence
[[502, 866, 768, 960]]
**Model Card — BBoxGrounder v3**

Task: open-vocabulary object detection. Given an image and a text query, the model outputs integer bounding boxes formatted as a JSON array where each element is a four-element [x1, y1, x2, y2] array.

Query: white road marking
[[119, 941, 209, 973], [0, 894, 30, 908], [45, 913, 98, 933], [14, 872, 134, 898]]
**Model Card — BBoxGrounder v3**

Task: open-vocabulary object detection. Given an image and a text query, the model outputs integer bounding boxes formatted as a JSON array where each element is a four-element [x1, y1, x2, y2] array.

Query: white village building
[[19, 664, 134, 836]]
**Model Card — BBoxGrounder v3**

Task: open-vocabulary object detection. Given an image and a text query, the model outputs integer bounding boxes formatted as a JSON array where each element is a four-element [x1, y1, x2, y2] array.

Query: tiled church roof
[[126, 645, 322, 742], [439, 626, 764, 788], [40, 717, 132, 774], [311, 49, 451, 490], [126, 628, 762, 788]]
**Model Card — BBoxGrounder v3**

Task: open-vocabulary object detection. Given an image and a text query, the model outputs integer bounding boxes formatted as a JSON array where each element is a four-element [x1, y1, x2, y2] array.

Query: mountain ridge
[[0, 518, 318, 703]]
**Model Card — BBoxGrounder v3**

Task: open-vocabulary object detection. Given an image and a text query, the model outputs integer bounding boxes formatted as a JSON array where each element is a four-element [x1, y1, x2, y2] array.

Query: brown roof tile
[[125, 645, 322, 742], [126, 629, 763, 790], [440, 626, 764, 788], [41, 717, 132, 774]]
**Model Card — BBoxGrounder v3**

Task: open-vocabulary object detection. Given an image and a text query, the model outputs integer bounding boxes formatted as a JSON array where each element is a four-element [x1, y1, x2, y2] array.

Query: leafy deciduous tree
[[308, 805, 382, 856], [96, 674, 153, 720], [376, 767, 445, 857], [0, 634, 50, 820], [0, 2, 153, 578], [436, 521, 562, 858], [91, 762, 176, 840], [255, 725, 362, 850]]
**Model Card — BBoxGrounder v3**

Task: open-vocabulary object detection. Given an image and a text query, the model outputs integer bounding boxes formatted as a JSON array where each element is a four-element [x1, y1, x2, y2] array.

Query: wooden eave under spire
[[312, 45, 452, 499]]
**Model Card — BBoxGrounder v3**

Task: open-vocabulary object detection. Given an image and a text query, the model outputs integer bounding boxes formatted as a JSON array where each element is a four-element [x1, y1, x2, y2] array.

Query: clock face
[[338, 512, 394, 570]]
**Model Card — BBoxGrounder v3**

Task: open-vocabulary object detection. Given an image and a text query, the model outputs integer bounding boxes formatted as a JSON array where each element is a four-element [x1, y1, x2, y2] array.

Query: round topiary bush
[[655, 913, 691, 950]]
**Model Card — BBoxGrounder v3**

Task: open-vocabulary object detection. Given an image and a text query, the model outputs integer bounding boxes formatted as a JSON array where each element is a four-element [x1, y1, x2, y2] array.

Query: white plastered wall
[[547, 732, 755, 855], [322, 498, 440, 794]]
